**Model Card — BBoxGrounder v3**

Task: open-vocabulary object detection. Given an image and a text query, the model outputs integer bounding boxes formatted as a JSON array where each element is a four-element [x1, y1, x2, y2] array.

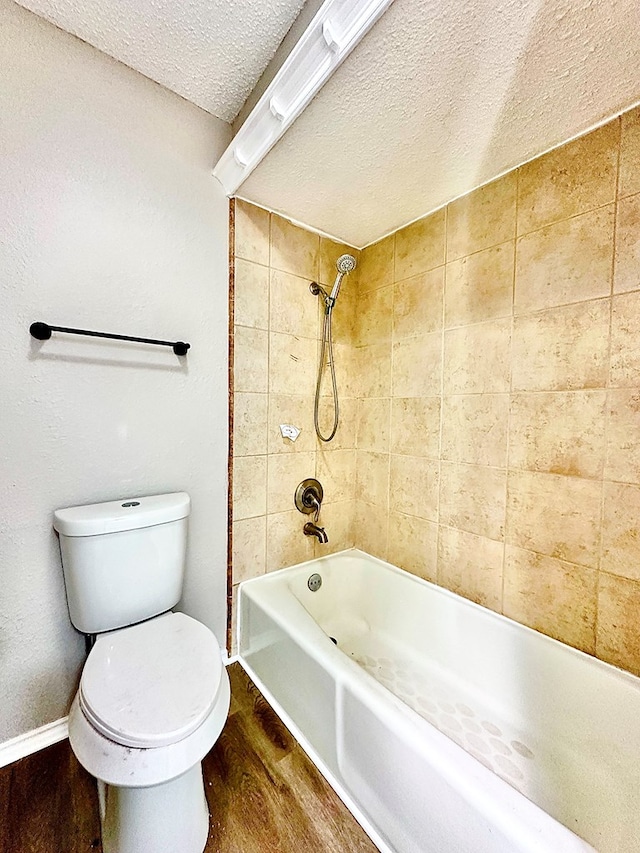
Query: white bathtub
[[238, 549, 640, 853]]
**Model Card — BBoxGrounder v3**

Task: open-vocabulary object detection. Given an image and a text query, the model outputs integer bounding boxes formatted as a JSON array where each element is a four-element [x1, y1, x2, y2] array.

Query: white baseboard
[[0, 717, 69, 768]]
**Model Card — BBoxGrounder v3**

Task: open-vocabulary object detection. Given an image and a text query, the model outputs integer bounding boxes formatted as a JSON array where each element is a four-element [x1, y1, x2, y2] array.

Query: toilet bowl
[[68, 612, 230, 853]]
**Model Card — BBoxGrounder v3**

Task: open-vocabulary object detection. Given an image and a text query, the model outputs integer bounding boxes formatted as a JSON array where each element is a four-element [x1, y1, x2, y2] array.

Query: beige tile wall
[[231, 201, 359, 616], [353, 108, 640, 677], [231, 106, 640, 678]]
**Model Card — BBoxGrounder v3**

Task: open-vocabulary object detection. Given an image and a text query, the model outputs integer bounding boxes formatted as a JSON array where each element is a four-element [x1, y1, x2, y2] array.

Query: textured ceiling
[[239, 0, 640, 247], [15, 0, 307, 122]]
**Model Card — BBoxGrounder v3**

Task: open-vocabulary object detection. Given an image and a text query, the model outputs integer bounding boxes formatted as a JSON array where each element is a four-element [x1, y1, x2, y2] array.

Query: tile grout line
[[514, 195, 620, 241], [502, 165, 519, 617], [436, 205, 449, 586], [357, 195, 634, 312], [264, 211, 273, 574], [383, 234, 397, 561], [353, 255, 363, 554], [594, 116, 623, 657], [365, 271, 627, 328]]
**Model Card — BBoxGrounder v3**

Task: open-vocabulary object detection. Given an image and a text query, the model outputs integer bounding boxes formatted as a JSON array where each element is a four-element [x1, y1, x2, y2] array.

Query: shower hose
[[314, 305, 339, 442]]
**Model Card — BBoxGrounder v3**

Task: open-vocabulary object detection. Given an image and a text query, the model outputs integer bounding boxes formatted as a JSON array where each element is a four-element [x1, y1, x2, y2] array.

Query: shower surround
[[231, 103, 640, 677]]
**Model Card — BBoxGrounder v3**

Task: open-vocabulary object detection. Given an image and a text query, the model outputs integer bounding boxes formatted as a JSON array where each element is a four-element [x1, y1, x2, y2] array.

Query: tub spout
[[304, 521, 328, 544]]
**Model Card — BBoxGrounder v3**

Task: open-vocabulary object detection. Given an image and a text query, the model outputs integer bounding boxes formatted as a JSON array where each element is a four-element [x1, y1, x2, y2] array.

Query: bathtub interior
[[239, 572, 572, 853], [241, 550, 640, 853]]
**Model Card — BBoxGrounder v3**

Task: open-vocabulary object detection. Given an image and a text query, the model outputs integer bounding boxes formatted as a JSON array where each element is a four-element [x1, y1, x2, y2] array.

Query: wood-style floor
[[0, 663, 379, 853], [0, 734, 101, 853]]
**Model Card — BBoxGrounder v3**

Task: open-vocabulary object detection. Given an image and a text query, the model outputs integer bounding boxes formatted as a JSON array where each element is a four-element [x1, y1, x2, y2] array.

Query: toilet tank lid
[[53, 492, 191, 537]]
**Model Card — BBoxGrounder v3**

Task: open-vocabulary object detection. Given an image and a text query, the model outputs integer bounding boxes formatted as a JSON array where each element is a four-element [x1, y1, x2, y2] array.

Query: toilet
[[53, 492, 230, 853]]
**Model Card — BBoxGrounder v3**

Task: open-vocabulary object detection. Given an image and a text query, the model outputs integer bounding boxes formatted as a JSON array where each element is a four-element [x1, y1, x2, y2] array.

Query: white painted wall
[[0, 0, 231, 742]]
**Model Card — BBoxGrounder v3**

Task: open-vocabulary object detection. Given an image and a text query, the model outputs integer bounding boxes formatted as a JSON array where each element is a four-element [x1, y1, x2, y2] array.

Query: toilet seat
[[69, 668, 231, 789], [80, 612, 223, 749]]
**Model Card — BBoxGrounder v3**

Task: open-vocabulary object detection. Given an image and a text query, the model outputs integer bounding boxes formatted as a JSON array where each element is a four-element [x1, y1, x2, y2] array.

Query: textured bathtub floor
[[345, 633, 537, 795], [0, 662, 378, 853]]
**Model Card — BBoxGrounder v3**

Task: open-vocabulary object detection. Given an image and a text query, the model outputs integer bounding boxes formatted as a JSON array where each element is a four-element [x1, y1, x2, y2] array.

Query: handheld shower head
[[311, 253, 357, 442], [330, 254, 357, 302], [336, 254, 357, 275]]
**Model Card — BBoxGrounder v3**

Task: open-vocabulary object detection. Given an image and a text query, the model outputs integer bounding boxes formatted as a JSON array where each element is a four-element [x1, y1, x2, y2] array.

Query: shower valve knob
[[295, 479, 324, 515]]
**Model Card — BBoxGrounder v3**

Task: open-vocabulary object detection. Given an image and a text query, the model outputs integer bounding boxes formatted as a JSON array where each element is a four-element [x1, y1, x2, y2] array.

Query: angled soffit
[[238, 0, 640, 247], [15, 0, 308, 122]]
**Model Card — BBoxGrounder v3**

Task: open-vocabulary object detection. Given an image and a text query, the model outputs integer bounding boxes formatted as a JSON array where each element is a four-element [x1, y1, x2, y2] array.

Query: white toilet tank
[[53, 493, 191, 634]]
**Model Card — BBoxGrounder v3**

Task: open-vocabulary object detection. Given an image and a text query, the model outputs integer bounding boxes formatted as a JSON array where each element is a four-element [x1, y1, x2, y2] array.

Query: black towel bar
[[29, 322, 190, 356]]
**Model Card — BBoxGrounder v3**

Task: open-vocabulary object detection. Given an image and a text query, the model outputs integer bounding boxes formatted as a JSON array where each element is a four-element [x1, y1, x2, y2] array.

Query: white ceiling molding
[[232, 0, 325, 135], [212, 0, 395, 195]]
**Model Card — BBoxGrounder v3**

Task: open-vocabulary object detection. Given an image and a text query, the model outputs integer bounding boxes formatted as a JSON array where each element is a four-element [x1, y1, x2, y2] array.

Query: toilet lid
[[80, 612, 223, 749]]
